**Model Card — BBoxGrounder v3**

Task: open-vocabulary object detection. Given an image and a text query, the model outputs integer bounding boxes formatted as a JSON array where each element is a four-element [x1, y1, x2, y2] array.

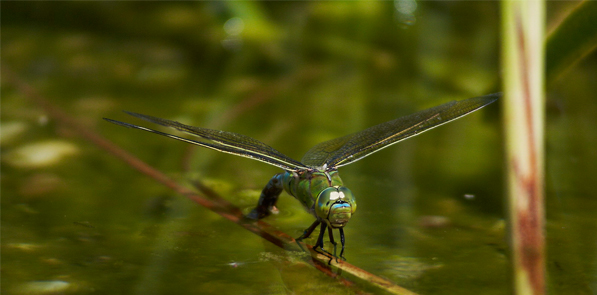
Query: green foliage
[[546, 0, 597, 83]]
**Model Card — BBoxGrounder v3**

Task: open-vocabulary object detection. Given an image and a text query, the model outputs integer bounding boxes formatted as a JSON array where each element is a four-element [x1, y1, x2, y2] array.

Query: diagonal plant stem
[[4, 68, 418, 295]]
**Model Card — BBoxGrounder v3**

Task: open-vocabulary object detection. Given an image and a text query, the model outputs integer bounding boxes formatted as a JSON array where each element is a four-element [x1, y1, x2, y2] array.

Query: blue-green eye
[[315, 186, 356, 228]]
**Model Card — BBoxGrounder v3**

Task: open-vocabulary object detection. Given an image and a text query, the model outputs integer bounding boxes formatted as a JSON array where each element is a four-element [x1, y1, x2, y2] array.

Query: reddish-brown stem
[[4, 68, 417, 295]]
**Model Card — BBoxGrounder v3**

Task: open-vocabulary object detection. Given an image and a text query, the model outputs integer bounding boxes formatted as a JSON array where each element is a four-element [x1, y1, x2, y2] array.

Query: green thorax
[[281, 170, 343, 216]]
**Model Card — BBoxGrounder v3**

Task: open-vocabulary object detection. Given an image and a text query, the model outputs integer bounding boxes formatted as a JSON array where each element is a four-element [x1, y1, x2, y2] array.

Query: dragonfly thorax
[[316, 186, 357, 228]]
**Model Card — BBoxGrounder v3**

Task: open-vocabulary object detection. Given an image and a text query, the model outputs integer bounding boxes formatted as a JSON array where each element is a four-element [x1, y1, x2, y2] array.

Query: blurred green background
[[2, 2, 595, 294]]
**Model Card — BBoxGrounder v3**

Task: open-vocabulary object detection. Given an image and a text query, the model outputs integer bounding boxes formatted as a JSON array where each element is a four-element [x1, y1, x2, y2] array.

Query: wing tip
[[103, 117, 134, 128], [483, 92, 502, 102], [122, 111, 153, 121], [468, 92, 501, 109]]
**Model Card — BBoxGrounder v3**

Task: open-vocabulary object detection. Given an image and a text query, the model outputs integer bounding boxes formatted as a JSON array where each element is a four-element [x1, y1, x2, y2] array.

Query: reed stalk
[[501, 0, 546, 294]]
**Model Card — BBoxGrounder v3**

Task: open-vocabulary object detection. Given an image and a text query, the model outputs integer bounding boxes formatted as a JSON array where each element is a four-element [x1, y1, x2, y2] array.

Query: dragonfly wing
[[105, 112, 308, 172], [300, 133, 353, 167], [302, 93, 500, 168]]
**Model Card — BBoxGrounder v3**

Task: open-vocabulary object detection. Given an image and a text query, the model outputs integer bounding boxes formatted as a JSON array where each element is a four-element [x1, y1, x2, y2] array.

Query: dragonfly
[[104, 92, 499, 261]]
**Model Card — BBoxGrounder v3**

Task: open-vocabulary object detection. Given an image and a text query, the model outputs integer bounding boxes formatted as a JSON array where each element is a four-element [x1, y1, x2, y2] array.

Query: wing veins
[[104, 117, 305, 172], [302, 93, 500, 168], [124, 112, 306, 168]]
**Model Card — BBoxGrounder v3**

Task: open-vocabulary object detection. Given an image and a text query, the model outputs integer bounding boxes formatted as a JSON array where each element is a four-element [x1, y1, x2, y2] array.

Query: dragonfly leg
[[339, 228, 346, 261], [247, 174, 284, 220], [327, 227, 338, 264], [295, 220, 320, 252], [313, 222, 327, 250], [313, 223, 334, 259]]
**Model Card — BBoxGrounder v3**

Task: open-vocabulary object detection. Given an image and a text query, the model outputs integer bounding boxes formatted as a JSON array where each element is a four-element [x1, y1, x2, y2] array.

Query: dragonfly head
[[315, 186, 357, 228]]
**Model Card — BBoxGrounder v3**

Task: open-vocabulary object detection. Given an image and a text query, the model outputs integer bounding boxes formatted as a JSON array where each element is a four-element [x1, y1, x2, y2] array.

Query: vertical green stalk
[[501, 0, 545, 294]]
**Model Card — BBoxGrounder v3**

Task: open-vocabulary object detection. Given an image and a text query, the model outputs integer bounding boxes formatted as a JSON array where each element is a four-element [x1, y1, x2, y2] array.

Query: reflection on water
[[394, 0, 417, 26], [2, 1, 596, 294]]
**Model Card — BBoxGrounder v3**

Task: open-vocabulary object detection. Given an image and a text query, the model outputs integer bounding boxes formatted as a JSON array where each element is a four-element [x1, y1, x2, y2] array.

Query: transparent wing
[[301, 93, 500, 168], [105, 112, 309, 172]]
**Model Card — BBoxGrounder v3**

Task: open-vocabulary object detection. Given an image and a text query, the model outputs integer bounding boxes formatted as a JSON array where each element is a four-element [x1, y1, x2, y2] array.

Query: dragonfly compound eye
[[316, 186, 357, 228]]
